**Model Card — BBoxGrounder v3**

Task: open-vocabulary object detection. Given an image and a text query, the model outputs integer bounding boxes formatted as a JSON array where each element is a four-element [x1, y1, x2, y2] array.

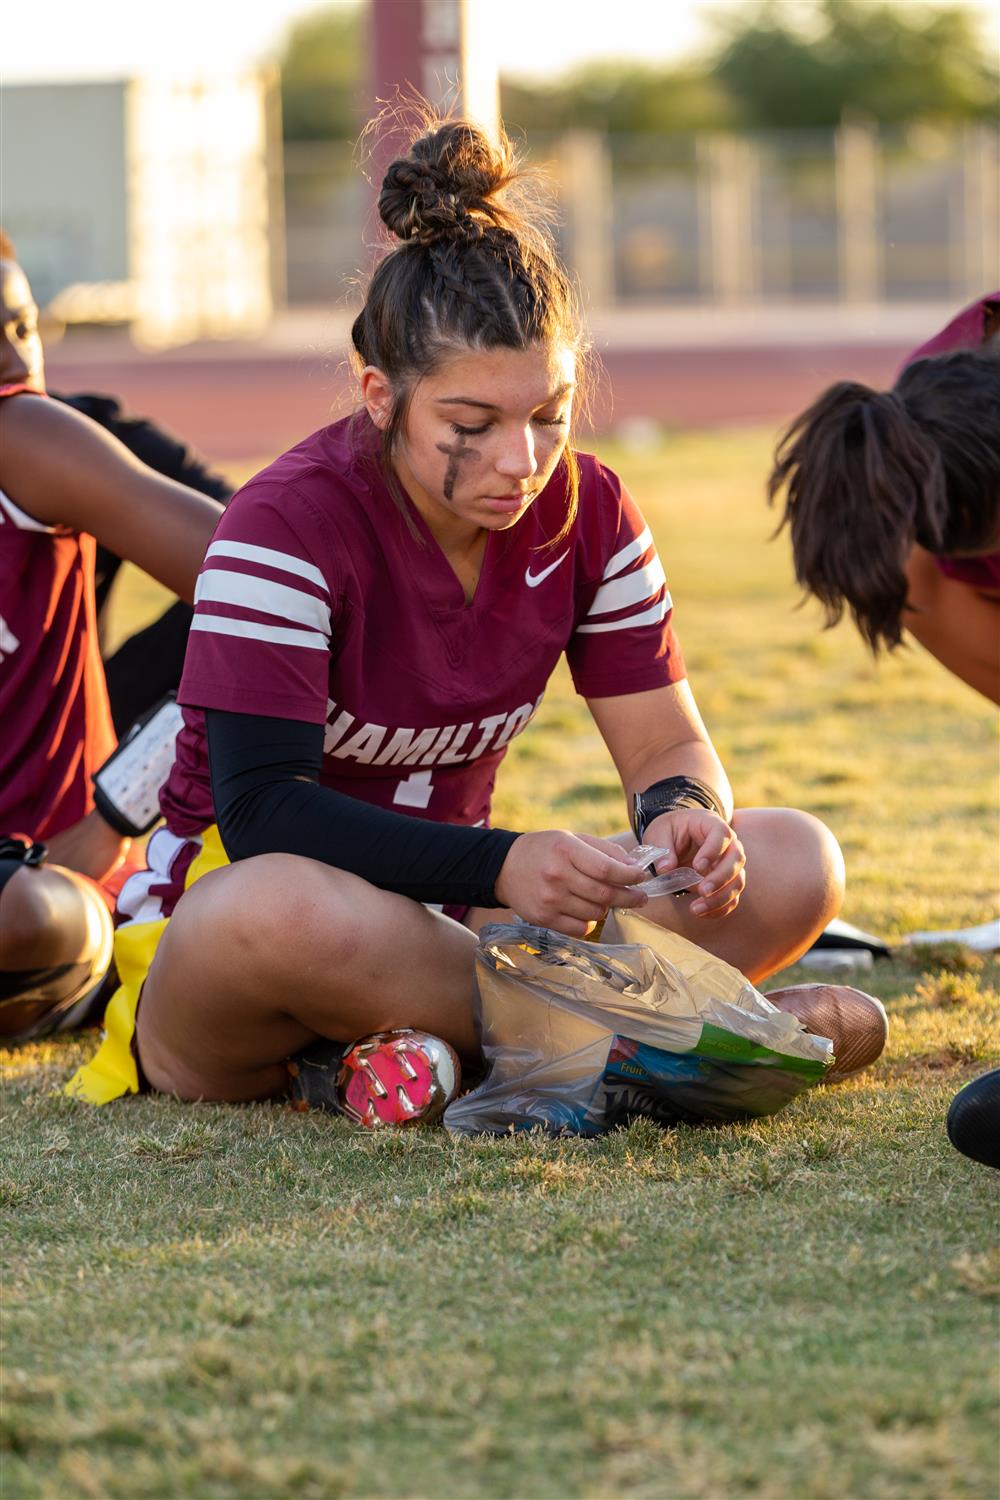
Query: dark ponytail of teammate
[[769, 348, 1000, 652], [351, 117, 588, 540]]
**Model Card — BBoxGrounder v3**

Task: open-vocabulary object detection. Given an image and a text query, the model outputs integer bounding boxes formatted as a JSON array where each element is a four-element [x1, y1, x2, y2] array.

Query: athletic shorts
[[65, 825, 472, 1105], [65, 824, 229, 1104]]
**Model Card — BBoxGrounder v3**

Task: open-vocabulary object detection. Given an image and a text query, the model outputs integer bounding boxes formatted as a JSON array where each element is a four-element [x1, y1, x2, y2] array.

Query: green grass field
[[3, 430, 998, 1500]]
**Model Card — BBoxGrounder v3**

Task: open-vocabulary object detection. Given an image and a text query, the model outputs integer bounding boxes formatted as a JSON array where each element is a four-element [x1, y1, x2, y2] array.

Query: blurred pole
[[458, 0, 501, 139], [696, 134, 759, 304], [367, 0, 499, 200], [836, 117, 880, 304], [560, 131, 614, 310], [961, 124, 1000, 297], [263, 65, 288, 313]]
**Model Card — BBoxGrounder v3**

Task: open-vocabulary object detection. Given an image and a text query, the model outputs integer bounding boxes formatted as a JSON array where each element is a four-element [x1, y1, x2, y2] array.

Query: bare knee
[[179, 854, 368, 976], [751, 807, 845, 933], [0, 865, 109, 970], [711, 806, 845, 980]]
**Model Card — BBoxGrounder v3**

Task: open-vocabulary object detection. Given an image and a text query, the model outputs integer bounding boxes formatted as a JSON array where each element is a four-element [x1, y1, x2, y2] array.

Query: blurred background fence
[[284, 121, 998, 311], [4, 0, 997, 347]]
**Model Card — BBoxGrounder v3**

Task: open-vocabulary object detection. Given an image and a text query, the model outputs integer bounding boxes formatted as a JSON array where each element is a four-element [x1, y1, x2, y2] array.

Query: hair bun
[[378, 121, 514, 245]]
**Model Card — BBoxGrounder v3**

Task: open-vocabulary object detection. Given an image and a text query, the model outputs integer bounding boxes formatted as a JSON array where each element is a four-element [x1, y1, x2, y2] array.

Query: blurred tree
[[280, 4, 364, 141], [279, 0, 995, 141], [503, 1, 994, 135], [502, 63, 731, 137], [710, 0, 997, 128]]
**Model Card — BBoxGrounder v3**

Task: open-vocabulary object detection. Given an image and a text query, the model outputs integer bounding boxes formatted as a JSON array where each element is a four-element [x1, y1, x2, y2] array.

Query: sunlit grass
[[4, 429, 998, 1500]]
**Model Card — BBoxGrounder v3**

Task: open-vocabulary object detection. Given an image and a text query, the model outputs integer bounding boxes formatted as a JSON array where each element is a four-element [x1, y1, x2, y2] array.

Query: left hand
[[640, 808, 746, 919]]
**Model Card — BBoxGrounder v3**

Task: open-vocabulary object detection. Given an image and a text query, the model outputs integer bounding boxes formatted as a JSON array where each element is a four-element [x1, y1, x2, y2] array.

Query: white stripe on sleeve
[[576, 595, 671, 634], [587, 558, 667, 617], [189, 615, 329, 650], [195, 568, 331, 634], [602, 525, 653, 580], [206, 539, 328, 591]]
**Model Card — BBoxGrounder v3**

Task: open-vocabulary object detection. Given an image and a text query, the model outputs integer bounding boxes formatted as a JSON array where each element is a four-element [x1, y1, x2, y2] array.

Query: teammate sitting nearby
[[0, 230, 225, 1043], [768, 293, 1000, 704], [69, 116, 846, 1116]]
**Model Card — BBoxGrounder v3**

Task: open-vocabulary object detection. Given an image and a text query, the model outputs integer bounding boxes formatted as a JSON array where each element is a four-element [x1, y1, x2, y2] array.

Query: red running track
[[46, 339, 912, 465]]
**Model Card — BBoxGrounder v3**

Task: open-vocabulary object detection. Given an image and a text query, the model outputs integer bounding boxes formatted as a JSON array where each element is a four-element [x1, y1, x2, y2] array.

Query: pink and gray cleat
[[338, 1029, 461, 1127], [288, 1029, 461, 1126]]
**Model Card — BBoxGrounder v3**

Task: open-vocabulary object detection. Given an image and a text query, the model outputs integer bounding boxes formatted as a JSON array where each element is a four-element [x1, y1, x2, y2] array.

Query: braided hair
[[768, 347, 1000, 651], [352, 119, 588, 540]]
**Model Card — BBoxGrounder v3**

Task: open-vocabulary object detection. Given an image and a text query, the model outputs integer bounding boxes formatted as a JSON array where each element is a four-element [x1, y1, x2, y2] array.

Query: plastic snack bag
[[444, 910, 834, 1137]]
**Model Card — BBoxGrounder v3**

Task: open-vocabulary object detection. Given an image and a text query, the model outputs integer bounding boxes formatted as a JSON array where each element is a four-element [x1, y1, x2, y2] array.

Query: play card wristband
[[631, 775, 727, 842], [92, 693, 184, 838]]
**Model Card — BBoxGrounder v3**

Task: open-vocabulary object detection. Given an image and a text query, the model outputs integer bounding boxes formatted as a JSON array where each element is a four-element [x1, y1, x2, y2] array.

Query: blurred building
[[4, 76, 995, 343], [1, 75, 285, 347]]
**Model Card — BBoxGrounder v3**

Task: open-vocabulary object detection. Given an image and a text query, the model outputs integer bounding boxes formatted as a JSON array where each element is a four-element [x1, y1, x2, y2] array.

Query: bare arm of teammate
[[903, 544, 1000, 706], [587, 680, 747, 919], [0, 395, 222, 601]]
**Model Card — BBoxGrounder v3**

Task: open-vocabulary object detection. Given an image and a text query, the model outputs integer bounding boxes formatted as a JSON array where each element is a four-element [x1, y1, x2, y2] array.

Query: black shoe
[[286, 1037, 349, 1112], [947, 1069, 1000, 1169]]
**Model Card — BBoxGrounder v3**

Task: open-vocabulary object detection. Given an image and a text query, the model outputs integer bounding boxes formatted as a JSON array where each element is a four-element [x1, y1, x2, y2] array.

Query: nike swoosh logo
[[525, 550, 570, 588]]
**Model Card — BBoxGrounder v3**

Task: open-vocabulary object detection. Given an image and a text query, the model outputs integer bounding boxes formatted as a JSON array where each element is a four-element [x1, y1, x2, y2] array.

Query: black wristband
[[91, 785, 140, 839], [632, 775, 727, 841]]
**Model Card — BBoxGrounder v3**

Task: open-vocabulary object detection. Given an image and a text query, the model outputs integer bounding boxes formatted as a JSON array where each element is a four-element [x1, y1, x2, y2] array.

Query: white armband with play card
[[93, 694, 184, 837]]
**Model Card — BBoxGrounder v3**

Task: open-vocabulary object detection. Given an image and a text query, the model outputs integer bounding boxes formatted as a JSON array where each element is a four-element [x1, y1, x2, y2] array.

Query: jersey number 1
[[393, 771, 434, 809]]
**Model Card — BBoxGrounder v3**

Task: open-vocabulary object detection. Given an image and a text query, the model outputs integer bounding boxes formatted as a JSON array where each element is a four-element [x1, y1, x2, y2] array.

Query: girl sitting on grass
[[69, 116, 845, 1119]]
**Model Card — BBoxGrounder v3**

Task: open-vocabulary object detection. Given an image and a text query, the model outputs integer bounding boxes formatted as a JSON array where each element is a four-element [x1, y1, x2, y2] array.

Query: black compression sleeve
[[205, 708, 520, 909]]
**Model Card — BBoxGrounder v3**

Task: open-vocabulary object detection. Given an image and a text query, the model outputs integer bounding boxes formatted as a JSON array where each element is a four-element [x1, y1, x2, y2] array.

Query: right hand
[[494, 831, 650, 937]]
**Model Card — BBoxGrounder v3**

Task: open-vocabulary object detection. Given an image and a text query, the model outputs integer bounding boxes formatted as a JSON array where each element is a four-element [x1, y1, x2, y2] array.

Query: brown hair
[[768, 348, 1000, 651], [351, 117, 589, 543], [0, 229, 16, 261]]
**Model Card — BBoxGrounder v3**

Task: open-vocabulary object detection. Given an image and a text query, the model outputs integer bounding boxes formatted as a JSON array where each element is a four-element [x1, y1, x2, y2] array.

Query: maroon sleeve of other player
[[898, 292, 1000, 593]]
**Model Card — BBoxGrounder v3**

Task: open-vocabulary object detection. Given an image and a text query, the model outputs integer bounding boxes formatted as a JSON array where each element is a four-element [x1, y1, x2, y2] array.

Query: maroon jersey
[[901, 290, 1000, 372], [161, 414, 684, 840], [0, 385, 116, 840]]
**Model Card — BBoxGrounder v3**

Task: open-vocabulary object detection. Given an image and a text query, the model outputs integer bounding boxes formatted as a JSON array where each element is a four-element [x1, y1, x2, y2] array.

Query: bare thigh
[[0, 864, 109, 970], [135, 854, 479, 1104]]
